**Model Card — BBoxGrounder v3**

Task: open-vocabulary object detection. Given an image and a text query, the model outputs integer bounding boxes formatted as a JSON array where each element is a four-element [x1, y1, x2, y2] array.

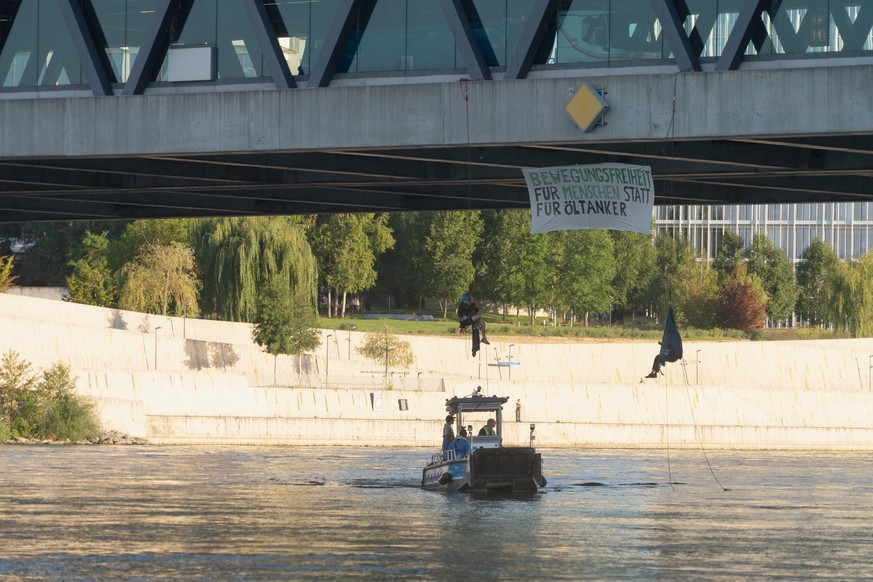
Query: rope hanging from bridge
[[459, 78, 473, 208]]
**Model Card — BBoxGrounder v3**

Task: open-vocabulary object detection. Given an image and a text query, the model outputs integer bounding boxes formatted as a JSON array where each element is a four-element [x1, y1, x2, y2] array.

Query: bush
[[37, 363, 102, 441], [0, 351, 101, 441]]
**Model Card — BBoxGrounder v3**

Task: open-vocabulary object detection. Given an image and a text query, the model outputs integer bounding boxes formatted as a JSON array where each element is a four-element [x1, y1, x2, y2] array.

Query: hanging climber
[[457, 292, 490, 356], [645, 305, 683, 378]]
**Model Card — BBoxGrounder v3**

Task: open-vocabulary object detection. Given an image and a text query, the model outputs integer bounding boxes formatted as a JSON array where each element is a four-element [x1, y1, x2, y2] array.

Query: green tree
[[192, 217, 317, 322], [673, 253, 718, 329], [474, 210, 528, 318], [309, 213, 394, 318], [796, 239, 841, 326], [107, 219, 193, 273], [67, 231, 116, 306], [0, 350, 36, 434], [34, 363, 101, 441], [825, 251, 873, 337], [504, 213, 553, 324], [253, 276, 321, 357], [14, 222, 93, 286], [423, 211, 483, 318], [357, 327, 415, 380], [610, 229, 656, 317], [384, 212, 431, 308], [555, 230, 615, 325], [716, 264, 768, 330], [0, 254, 16, 292], [118, 241, 200, 316], [713, 230, 746, 283], [650, 232, 695, 317], [744, 234, 798, 322], [0, 352, 100, 441]]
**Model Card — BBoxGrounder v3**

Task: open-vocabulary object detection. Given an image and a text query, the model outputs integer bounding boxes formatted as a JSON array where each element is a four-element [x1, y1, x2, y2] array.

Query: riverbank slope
[[2, 292, 872, 449]]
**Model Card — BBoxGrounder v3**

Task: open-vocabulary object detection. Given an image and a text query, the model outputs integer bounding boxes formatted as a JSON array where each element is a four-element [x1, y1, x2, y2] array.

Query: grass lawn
[[317, 312, 847, 342]]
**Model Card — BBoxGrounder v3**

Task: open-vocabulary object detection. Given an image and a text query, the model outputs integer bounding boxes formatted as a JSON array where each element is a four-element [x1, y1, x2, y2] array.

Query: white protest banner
[[522, 163, 654, 234]]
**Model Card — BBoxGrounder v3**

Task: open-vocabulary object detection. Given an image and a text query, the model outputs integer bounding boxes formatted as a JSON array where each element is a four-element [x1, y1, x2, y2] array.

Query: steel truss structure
[[1, 0, 873, 224]]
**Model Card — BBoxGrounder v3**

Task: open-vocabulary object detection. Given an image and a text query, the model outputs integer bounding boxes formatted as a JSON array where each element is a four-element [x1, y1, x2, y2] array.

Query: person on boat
[[478, 418, 496, 436], [457, 293, 490, 344], [449, 427, 471, 457], [442, 414, 455, 451]]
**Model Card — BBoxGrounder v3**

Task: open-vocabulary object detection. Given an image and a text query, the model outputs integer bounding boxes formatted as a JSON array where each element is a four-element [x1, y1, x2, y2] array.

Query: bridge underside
[[3, 133, 873, 224], [3, 65, 873, 224]]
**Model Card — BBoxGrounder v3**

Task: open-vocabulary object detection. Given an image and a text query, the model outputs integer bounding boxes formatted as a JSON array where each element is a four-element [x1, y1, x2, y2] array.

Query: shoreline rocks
[[1, 430, 149, 446]]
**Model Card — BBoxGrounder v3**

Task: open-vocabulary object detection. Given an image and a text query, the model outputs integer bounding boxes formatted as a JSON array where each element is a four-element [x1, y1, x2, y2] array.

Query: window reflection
[[159, 0, 265, 80], [4, 0, 873, 90], [91, 0, 156, 83], [344, 0, 459, 74], [273, 0, 332, 76], [0, 0, 83, 87], [547, 0, 665, 65]]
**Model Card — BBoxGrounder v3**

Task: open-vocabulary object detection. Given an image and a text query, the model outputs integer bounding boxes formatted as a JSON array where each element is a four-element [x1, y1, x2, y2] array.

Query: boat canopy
[[445, 396, 509, 415]]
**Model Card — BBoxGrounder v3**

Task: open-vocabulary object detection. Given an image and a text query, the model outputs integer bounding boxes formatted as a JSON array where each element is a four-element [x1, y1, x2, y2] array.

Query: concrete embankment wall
[[2, 292, 873, 450]]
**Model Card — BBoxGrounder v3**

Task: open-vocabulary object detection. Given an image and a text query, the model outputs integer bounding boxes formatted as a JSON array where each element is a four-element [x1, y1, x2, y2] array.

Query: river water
[[1, 445, 872, 580]]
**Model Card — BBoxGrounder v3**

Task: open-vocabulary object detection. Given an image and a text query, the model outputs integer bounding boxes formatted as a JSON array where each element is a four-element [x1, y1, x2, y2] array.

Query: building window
[[0, 0, 84, 88]]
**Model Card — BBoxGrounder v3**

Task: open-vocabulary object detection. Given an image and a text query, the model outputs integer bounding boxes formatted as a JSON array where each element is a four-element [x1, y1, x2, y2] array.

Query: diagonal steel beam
[[240, 0, 295, 89], [56, 0, 113, 95], [123, 0, 187, 95], [308, 0, 369, 88], [716, 0, 776, 71], [438, 0, 491, 80], [833, 3, 873, 51], [504, 0, 556, 80], [649, 0, 700, 72], [0, 2, 21, 56]]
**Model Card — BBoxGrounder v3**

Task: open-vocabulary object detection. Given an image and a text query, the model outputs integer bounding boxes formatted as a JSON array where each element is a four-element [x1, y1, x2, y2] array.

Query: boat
[[421, 394, 546, 492]]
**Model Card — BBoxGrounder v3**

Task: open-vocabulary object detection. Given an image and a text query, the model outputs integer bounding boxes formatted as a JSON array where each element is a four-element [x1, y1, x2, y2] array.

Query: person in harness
[[457, 292, 490, 345]]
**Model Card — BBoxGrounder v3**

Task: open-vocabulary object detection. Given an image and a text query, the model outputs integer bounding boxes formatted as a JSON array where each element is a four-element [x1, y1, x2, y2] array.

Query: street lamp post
[[696, 349, 702, 385], [154, 326, 162, 370], [348, 325, 357, 359]]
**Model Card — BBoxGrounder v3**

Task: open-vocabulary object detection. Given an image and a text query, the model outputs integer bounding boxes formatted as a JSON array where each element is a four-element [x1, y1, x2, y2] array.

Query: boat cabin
[[446, 395, 508, 450]]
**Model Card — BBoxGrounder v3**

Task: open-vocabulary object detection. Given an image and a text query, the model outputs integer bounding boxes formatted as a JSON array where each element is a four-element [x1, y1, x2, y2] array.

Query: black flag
[[646, 305, 683, 378]]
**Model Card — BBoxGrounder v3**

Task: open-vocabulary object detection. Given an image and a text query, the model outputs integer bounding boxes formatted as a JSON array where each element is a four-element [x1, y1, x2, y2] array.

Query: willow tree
[[825, 251, 873, 337], [192, 216, 317, 322], [118, 241, 200, 317], [108, 218, 194, 273]]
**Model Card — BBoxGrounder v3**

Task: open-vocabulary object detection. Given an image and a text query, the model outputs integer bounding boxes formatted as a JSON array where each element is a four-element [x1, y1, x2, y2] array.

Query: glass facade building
[[1, 0, 871, 91], [655, 202, 873, 262]]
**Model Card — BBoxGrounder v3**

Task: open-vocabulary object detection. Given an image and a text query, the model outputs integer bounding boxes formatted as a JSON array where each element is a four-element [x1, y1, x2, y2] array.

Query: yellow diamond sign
[[565, 82, 609, 133]]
